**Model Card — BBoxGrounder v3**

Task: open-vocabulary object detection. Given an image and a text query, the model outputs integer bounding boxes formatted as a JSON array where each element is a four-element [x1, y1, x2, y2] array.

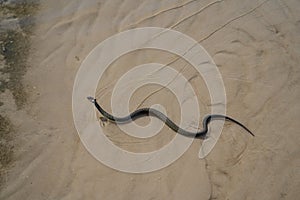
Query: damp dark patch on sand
[[0, 0, 38, 108], [0, 0, 38, 188], [0, 0, 38, 33], [0, 30, 30, 108], [0, 115, 14, 185]]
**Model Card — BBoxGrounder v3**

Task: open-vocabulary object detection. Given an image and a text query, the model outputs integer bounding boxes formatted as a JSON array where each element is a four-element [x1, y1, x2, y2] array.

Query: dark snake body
[[87, 97, 254, 139]]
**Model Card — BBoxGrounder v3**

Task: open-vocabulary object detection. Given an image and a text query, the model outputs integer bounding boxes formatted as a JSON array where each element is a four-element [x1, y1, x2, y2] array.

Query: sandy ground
[[1, 0, 300, 199]]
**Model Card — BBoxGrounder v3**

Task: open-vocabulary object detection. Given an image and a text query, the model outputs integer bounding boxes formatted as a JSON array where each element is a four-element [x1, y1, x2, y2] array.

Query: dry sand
[[1, 0, 300, 199]]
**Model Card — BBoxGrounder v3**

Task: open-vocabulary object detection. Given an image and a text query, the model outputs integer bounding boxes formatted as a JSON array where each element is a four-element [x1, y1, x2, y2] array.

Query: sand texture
[[0, 0, 300, 199]]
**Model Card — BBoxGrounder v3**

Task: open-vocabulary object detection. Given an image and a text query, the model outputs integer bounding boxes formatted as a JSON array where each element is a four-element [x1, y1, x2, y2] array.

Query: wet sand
[[1, 0, 300, 199]]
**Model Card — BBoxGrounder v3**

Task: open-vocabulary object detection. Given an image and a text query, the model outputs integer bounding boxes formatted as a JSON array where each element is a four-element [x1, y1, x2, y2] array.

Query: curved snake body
[[87, 96, 254, 139]]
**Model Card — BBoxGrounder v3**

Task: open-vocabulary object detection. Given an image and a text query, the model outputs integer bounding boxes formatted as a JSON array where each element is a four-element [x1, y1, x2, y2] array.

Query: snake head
[[87, 96, 95, 103]]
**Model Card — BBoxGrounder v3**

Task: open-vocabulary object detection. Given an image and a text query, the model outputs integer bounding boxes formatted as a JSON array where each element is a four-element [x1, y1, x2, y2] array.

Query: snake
[[87, 96, 254, 139]]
